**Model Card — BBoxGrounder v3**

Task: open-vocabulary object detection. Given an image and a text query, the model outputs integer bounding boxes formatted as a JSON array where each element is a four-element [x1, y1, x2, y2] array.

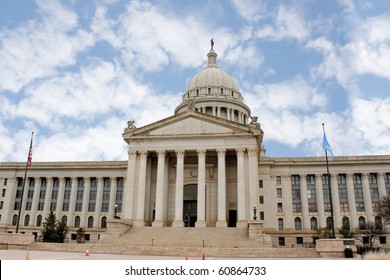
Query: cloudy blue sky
[[1, 0, 390, 162]]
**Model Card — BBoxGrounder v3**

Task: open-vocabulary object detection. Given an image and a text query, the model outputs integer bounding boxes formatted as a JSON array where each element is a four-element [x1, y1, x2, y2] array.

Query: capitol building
[[1, 45, 389, 248]]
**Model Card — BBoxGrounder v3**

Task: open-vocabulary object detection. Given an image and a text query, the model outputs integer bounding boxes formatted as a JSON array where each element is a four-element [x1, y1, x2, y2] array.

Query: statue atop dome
[[210, 38, 214, 50]]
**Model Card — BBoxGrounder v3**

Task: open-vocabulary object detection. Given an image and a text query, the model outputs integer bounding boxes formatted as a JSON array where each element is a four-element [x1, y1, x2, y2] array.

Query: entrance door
[[228, 210, 237, 227], [183, 201, 197, 227], [183, 184, 197, 227]]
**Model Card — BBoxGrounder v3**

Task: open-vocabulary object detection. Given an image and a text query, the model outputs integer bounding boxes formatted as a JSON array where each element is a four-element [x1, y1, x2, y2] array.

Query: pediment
[[123, 111, 261, 140]]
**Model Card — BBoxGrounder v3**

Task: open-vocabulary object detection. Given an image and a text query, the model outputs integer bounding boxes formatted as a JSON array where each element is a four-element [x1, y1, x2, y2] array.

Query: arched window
[[61, 215, 68, 225], [12, 214, 18, 226], [342, 216, 350, 227], [87, 216, 94, 228], [36, 215, 42, 227], [326, 217, 333, 229], [310, 217, 318, 230], [74, 216, 80, 228], [294, 217, 302, 230], [24, 214, 30, 226], [375, 216, 383, 229], [101, 216, 107, 229], [358, 216, 366, 230]]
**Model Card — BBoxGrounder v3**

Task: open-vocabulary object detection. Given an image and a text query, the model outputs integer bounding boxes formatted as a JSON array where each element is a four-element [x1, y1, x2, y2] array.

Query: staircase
[[28, 227, 320, 258]]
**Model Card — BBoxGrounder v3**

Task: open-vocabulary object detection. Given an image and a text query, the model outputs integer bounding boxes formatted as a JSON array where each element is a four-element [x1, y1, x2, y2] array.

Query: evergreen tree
[[338, 219, 356, 238], [76, 227, 86, 244], [41, 211, 57, 242], [55, 218, 69, 243], [40, 211, 69, 243]]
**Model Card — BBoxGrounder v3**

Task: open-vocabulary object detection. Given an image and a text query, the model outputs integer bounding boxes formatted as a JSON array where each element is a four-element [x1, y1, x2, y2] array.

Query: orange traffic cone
[[202, 252, 205, 260], [86, 249, 90, 256], [185, 255, 189, 260]]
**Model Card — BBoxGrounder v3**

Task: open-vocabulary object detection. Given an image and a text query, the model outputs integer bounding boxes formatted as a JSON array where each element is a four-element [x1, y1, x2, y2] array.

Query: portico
[[122, 110, 262, 228]]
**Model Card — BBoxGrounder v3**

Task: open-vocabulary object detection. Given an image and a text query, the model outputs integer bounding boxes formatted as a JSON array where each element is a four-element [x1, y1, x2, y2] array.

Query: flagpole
[[15, 132, 34, 234], [322, 124, 335, 238]]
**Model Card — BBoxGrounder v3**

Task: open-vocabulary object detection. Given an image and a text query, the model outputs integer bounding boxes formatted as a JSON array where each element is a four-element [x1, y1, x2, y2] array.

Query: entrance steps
[[102, 227, 261, 248], [27, 227, 321, 258]]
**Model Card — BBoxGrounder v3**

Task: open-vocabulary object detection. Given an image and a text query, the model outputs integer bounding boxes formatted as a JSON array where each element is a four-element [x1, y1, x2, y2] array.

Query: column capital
[[175, 150, 185, 157], [197, 149, 206, 157], [247, 147, 257, 156], [236, 147, 246, 155], [216, 148, 226, 156], [139, 150, 148, 157], [156, 149, 166, 158], [128, 149, 137, 158]]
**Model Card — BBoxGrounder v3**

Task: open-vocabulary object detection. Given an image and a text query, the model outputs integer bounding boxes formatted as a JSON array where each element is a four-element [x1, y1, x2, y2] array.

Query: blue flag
[[322, 131, 334, 160]]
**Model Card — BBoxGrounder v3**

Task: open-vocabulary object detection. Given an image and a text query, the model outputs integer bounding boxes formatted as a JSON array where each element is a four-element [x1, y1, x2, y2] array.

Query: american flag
[[27, 133, 33, 166]]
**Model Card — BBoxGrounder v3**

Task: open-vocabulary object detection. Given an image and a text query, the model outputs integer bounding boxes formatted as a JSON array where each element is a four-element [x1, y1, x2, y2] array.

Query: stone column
[[330, 174, 341, 228], [153, 150, 166, 227], [315, 174, 326, 228], [123, 150, 137, 222], [236, 148, 247, 227], [346, 173, 358, 227], [145, 160, 152, 225], [81, 177, 91, 227], [300, 175, 310, 230], [378, 173, 387, 198], [94, 177, 104, 227], [173, 150, 185, 227], [68, 177, 78, 226], [135, 151, 148, 227], [362, 173, 373, 222], [30, 177, 41, 226], [0, 178, 16, 226], [196, 149, 207, 228], [43, 178, 53, 219], [108, 177, 117, 219], [55, 177, 66, 218], [216, 149, 227, 227], [248, 148, 259, 220]]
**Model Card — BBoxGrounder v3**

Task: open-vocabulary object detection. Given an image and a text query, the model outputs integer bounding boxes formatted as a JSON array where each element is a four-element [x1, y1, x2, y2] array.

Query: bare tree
[[355, 221, 384, 249], [379, 195, 390, 226]]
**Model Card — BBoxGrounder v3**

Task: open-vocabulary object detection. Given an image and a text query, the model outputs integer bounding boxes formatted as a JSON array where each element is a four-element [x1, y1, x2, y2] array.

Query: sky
[[1, 0, 390, 162]]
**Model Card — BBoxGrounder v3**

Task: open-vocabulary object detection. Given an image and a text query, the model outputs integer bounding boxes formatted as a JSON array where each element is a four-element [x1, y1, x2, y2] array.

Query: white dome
[[187, 50, 240, 93], [174, 44, 251, 124]]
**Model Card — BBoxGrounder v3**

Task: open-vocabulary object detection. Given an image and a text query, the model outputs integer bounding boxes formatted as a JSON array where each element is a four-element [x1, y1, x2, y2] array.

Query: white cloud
[[230, 0, 267, 21], [349, 97, 390, 153], [246, 76, 328, 147], [0, 0, 94, 93], [255, 5, 310, 41], [308, 12, 390, 91]]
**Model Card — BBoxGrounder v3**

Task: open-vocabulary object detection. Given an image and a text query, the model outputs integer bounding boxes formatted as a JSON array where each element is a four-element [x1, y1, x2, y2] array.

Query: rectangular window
[[278, 218, 284, 231], [277, 188, 282, 198], [309, 203, 317, 212], [277, 203, 283, 213], [340, 202, 349, 212], [259, 195, 264, 204], [258, 180, 263, 188], [278, 237, 285, 246], [259, 211, 264, 220], [3, 178, 7, 186], [276, 176, 282, 185], [353, 174, 365, 211], [293, 203, 301, 212], [291, 175, 301, 213]]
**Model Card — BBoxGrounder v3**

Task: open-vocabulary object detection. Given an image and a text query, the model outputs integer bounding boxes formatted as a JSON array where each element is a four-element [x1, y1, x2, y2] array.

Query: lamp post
[[114, 204, 118, 219], [253, 206, 257, 220]]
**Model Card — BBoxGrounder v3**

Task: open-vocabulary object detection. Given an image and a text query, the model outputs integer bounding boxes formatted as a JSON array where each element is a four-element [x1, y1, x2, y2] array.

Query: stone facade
[[0, 47, 389, 248]]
